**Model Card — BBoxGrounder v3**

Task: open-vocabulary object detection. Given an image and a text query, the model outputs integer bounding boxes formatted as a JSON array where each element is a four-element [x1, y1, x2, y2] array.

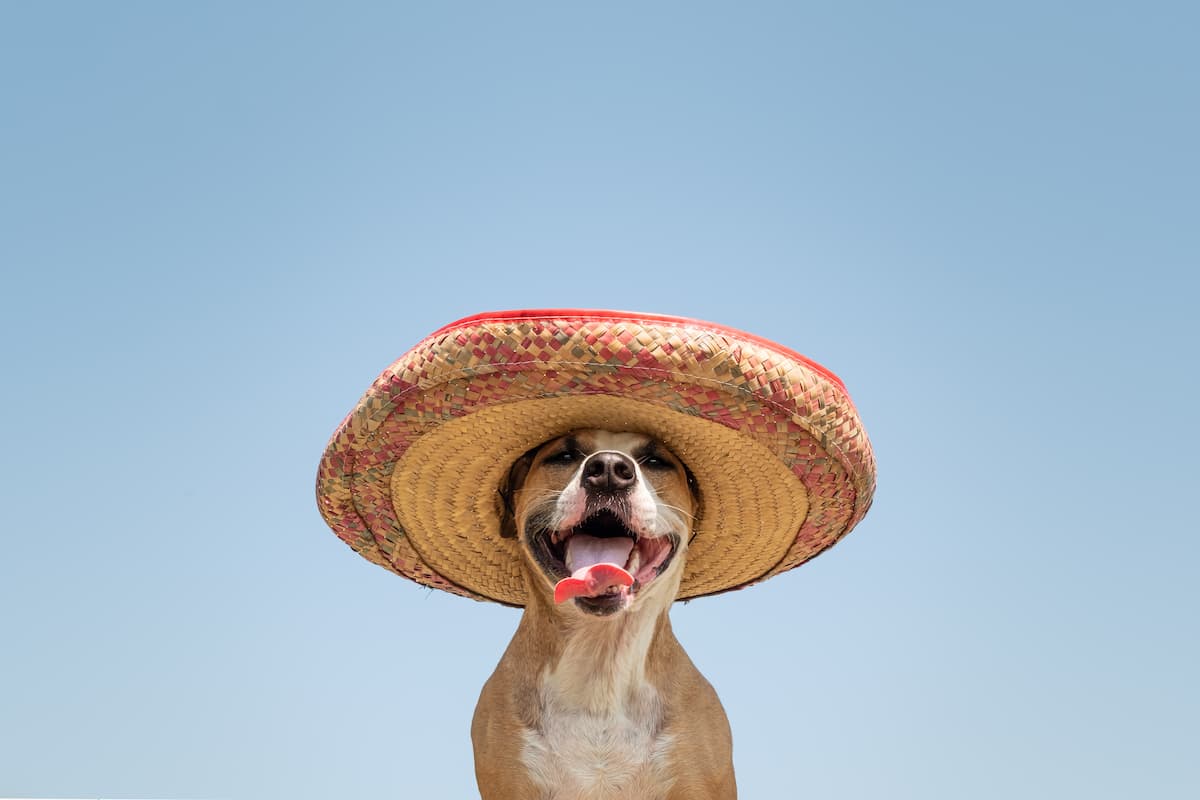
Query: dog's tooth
[[626, 547, 641, 574]]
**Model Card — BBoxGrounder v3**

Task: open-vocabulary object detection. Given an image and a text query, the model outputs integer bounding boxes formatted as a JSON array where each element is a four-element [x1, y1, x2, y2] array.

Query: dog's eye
[[640, 455, 672, 470], [546, 449, 578, 465]]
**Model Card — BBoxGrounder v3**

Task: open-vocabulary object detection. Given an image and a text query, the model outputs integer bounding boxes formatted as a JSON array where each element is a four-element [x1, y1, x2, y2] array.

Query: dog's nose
[[581, 451, 637, 492]]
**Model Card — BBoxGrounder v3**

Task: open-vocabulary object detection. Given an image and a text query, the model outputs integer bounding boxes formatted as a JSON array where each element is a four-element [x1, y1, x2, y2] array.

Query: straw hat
[[316, 309, 875, 606]]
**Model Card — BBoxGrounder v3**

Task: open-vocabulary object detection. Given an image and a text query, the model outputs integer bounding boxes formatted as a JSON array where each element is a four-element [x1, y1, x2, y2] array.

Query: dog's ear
[[496, 447, 536, 539]]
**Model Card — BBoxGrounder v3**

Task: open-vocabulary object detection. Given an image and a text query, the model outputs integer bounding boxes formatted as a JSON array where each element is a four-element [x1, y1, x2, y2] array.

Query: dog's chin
[[573, 593, 630, 616], [526, 508, 682, 617]]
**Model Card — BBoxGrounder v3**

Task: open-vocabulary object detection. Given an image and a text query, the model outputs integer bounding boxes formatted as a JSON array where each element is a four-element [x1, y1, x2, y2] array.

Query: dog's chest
[[521, 683, 675, 800]]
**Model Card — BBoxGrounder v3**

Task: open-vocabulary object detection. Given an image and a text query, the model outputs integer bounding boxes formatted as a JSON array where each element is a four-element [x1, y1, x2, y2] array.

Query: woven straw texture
[[316, 310, 875, 606]]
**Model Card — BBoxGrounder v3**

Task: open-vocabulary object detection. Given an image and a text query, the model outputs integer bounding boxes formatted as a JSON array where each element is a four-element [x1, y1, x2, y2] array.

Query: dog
[[471, 429, 737, 799]]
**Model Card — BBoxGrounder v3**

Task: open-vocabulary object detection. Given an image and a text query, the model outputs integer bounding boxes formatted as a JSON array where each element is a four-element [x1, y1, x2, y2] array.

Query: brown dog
[[471, 429, 736, 799]]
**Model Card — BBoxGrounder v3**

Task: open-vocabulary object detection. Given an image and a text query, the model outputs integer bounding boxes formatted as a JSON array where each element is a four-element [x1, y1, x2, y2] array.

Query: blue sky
[[2, 2, 1196, 798]]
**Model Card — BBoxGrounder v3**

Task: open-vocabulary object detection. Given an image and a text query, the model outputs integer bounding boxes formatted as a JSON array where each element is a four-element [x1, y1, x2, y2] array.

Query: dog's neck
[[520, 570, 682, 716]]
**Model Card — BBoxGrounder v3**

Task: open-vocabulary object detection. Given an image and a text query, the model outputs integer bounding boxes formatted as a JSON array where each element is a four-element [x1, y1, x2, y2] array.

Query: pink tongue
[[554, 535, 635, 604]]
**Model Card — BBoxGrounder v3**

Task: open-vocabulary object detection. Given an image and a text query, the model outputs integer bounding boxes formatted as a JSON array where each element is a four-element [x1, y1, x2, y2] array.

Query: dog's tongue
[[554, 535, 635, 604]]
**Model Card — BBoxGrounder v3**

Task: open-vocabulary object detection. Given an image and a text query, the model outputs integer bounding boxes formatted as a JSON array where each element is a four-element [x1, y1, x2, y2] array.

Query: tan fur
[[472, 431, 736, 800]]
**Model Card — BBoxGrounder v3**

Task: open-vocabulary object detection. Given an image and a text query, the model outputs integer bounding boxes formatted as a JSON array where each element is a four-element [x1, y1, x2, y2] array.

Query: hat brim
[[316, 309, 875, 606]]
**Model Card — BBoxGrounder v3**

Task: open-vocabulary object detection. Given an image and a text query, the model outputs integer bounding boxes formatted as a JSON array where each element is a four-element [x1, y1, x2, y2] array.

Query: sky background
[[1, 2, 1197, 798]]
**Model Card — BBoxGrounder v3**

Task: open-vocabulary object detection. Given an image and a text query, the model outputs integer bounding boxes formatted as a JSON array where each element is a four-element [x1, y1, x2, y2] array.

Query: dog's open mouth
[[533, 508, 677, 614]]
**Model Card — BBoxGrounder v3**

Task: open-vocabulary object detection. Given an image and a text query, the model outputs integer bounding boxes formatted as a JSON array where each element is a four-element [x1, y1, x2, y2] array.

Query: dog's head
[[499, 429, 697, 617]]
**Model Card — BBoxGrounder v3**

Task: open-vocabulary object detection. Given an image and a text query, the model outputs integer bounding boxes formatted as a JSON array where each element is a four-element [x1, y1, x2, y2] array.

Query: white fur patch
[[522, 651, 677, 800], [521, 709, 675, 800]]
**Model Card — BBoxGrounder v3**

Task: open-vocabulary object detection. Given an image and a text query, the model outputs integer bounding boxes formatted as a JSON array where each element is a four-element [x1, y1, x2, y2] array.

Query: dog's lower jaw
[[472, 563, 736, 800]]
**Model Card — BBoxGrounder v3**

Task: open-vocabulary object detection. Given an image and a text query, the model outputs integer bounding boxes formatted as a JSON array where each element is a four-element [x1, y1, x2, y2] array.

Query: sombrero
[[316, 309, 875, 606]]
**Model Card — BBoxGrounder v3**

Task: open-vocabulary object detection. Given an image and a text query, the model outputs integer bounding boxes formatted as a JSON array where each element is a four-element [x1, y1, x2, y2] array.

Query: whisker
[[657, 502, 697, 522]]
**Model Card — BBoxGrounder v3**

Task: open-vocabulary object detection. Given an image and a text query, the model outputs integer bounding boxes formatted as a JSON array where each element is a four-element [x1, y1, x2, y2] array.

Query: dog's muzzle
[[529, 452, 679, 615]]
